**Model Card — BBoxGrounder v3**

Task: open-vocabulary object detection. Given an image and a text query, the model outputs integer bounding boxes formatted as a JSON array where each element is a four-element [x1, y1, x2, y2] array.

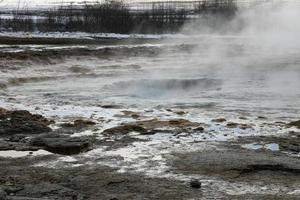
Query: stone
[[287, 120, 300, 129], [103, 125, 147, 135], [0, 188, 7, 200], [0, 110, 51, 135], [212, 118, 226, 123], [193, 127, 204, 132], [30, 134, 91, 155], [190, 180, 201, 189], [60, 119, 96, 129]]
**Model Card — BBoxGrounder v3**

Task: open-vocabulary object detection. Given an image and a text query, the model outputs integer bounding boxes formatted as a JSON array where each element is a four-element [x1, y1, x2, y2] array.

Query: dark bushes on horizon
[[0, 14, 35, 32], [0, 0, 237, 34]]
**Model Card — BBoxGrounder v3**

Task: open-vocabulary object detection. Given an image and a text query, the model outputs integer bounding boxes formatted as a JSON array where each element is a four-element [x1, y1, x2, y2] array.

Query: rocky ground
[[0, 106, 300, 200], [1, 26, 300, 199]]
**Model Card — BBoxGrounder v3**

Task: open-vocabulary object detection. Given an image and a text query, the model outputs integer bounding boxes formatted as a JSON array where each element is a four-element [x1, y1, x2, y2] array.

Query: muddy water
[[1, 35, 300, 198]]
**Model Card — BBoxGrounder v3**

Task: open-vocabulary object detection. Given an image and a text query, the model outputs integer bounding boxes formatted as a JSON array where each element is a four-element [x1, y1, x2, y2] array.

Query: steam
[[180, 2, 300, 49], [236, 2, 300, 49], [138, 1, 300, 107]]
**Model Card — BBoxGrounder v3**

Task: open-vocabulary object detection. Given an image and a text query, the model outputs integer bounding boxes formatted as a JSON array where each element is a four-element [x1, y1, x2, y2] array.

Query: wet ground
[[0, 34, 300, 199]]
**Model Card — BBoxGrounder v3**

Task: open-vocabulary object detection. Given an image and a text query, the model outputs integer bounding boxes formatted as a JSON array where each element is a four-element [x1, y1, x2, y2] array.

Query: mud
[[171, 148, 300, 181], [169, 147, 300, 198], [236, 131, 300, 154], [60, 119, 96, 130], [102, 125, 147, 135], [0, 109, 51, 135], [0, 156, 205, 200], [127, 118, 201, 130], [0, 109, 95, 155], [0, 107, 300, 199]]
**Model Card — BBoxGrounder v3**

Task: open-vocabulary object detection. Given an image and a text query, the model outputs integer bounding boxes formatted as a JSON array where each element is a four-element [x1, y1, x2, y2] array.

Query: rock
[[175, 111, 186, 115], [193, 127, 204, 132], [8, 134, 27, 142], [287, 120, 300, 129], [226, 122, 239, 128], [190, 180, 201, 189], [257, 116, 267, 119], [116, 111, 141, 119], [103, 125, 147, 135], [169, 119, 193, 126], [30, 134, 91, 155], [0, 108, 7, 115], [240, 164, 300, 175], [226, 122, 252, 129], [2, 185, 24, 195], [212, 118, 226, 123], [131, 114, 139, 119], [239, 124, 253, 130], [0, 139, 40, 151], [104, 119, 201, 135], [16, 183, 80, 200], [15, 146, 40, 151], [100, 104, 122, 109], [0, 83, 7, 90], [135, 119, 200, 130], [0, 110, 51, 135], [73, 119, 96, 126], [0, 141, 14, 150], [61, 119, 96, 129], [69, 66, 91, 73], [278, 137, 300, 153], [0, 188, 7, 200]]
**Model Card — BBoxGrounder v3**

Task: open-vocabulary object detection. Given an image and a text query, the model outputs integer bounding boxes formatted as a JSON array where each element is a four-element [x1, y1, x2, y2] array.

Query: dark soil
[[0, 109, 51, 135], [0, 157, 203, 200], [169, 149, 300, 184]]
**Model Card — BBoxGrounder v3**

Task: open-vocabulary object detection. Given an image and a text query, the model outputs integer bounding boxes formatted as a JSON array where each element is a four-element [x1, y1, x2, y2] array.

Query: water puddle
[[0, 150, 52, 158], [242, 143, 279, 151]]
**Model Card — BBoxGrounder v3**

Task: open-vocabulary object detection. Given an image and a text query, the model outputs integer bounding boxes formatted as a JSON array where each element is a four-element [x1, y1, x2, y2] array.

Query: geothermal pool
[[1, 3, 300, 199], [1, 34, 300, 116], [0, 33, 300, 198]]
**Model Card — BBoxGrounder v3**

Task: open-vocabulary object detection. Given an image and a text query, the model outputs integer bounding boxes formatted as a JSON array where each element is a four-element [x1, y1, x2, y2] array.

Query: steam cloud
[[135, 1, 300, 106]]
